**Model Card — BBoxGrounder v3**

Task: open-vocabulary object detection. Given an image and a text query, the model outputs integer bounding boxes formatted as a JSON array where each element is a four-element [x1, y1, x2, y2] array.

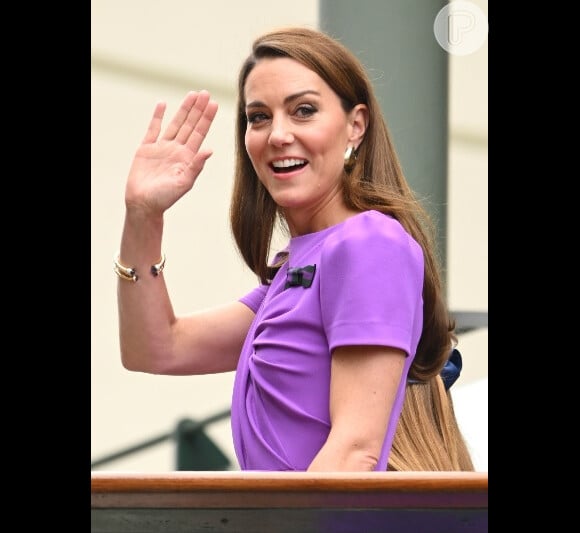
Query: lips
[[270, 158, 308, 173]]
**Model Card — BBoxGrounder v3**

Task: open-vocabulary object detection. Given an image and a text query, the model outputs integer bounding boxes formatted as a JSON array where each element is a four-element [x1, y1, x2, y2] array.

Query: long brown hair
[[388, 377, 475, 471], [230, 26, 455, 387]]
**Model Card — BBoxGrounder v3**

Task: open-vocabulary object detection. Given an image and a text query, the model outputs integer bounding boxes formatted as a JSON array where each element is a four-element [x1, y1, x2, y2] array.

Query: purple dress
[[231, 210, 424, 471]]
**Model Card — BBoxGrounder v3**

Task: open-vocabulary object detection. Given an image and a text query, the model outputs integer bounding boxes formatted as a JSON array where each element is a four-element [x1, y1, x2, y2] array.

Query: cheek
[[245, 131, 262, 161], [244, 132, 252, 158], [313, 123, 347, 154], [313, 132, 346, 168]]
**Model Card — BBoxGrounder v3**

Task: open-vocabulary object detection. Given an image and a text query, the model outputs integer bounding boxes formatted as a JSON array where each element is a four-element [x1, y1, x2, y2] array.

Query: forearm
[[307, 433, 380, 472], [307, 345, 405, 472], [117, 210, 176, 373]]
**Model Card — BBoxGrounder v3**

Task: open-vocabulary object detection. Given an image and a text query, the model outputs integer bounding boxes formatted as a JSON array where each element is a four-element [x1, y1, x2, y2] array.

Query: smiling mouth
[[270, 158, 308, 173]]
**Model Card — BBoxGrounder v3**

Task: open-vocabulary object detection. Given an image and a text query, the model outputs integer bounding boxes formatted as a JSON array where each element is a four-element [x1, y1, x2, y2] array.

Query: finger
[[173, 90, 211, 144], [161, 91, 199, 141], [184, 98, 219, 154], [187, 148, 214, 175], [141, 101, 167, 144]]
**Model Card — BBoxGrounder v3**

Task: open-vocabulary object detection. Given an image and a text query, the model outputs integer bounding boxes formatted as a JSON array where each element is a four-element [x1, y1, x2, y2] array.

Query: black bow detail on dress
[[284, 264, 317, 289]]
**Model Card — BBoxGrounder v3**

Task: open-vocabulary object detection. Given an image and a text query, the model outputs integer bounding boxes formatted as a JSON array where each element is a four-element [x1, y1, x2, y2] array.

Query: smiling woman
[[114, 26, 474, 472], [242, 57, 367, 219]]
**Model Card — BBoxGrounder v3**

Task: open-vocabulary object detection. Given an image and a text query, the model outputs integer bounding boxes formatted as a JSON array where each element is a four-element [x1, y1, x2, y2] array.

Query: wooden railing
[[91, 471, 488, 532]]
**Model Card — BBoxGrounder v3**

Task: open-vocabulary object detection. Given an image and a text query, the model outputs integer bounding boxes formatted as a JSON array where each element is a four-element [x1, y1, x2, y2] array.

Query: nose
[[268, 116, 294, 147]]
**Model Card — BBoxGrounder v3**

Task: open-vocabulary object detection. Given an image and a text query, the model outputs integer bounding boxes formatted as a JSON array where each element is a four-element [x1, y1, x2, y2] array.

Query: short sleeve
[[320, 213, 424, 357], [239, 284, 268, 313]]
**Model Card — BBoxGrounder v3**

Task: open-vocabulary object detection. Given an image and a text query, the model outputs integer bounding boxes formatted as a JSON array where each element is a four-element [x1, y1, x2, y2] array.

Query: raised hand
[[125, 90, 219, 216]]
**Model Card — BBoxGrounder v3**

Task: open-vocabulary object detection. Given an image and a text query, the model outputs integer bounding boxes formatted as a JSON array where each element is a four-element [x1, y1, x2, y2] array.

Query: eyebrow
[[246, 90, 321, 109]]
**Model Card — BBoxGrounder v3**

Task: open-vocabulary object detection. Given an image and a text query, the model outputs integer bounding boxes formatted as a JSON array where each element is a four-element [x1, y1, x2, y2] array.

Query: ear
[[347, 104, 368, 148]]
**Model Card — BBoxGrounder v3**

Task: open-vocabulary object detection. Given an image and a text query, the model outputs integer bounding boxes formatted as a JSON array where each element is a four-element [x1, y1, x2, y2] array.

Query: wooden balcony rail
[[91, 470, 488, 532]]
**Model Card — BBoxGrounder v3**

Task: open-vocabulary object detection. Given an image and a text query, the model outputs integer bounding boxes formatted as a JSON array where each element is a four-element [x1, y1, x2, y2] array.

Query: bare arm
[[307, 345, 406, 471], [117, 90, 252, 375]]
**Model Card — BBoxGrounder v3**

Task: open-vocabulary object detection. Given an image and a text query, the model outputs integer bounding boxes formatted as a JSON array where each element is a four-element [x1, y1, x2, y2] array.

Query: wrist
[[113, 252, 166, 282]]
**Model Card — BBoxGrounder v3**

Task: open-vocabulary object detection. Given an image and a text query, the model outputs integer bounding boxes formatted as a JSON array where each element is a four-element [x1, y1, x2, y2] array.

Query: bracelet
[[113, 253, 166, 282]]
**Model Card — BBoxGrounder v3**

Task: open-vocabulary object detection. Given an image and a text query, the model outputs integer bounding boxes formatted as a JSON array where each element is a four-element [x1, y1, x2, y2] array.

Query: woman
[[116, 26, 474, 471]]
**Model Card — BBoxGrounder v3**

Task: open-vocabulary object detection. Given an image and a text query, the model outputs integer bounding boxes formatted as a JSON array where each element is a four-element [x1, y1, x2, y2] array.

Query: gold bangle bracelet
[[150, 253, 166, 277], [113, 253, 166, 283]]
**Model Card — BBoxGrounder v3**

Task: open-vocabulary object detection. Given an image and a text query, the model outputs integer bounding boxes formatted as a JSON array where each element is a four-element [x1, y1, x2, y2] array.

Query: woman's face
[[244, 57, 354, 216]]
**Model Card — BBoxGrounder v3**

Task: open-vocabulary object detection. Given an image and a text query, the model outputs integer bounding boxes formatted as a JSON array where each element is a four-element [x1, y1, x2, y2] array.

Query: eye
[[246, 112, 269, 125], [295, 105, 316, 118]]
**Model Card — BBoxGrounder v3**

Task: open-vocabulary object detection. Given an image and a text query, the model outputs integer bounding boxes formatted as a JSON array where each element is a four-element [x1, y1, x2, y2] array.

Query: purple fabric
[[232, 210, 424, 471]]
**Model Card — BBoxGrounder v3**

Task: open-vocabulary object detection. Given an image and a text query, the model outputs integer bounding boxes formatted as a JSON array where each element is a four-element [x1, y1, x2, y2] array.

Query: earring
[[344, 145, 357, 172]]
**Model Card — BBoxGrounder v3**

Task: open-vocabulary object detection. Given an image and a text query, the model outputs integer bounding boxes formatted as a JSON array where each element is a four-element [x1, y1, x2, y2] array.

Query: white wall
[[91, 0, 487, 472]]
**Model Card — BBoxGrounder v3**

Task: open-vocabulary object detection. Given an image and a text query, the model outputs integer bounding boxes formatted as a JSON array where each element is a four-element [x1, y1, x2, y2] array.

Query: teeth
[[272, 158, 306, 168]]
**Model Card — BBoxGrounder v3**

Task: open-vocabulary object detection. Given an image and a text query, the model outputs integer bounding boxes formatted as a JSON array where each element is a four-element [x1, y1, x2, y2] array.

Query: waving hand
[[125, 90, 219, 216]]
